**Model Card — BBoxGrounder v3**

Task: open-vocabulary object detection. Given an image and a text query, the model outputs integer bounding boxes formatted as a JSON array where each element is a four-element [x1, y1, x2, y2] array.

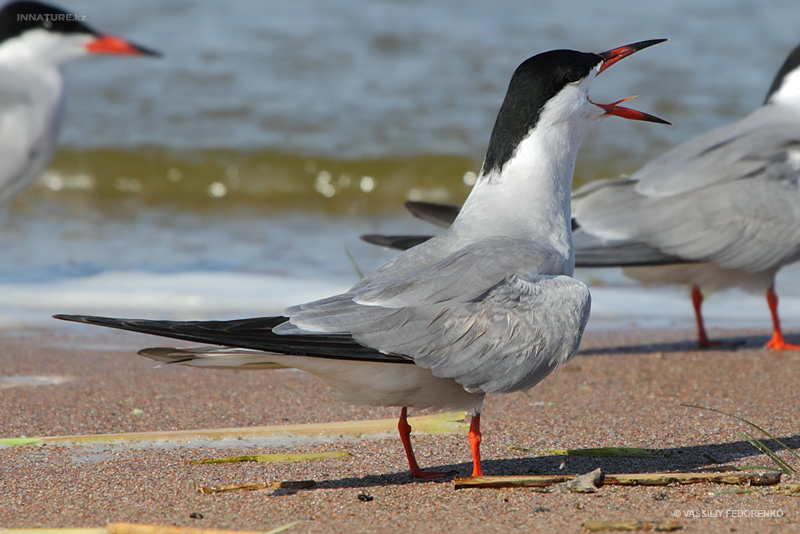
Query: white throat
[[767, 67, 800, 113], [452, 78, 605, 275]]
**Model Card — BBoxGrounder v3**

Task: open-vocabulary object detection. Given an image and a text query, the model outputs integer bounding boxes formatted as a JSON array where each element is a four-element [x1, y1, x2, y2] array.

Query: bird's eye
[[565, 69, 582, 83]]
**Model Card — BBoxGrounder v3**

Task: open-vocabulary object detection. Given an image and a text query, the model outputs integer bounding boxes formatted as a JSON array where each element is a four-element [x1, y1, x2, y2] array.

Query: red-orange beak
[[86, 35, 161, 57], [598, 39, 666, 74], [594, 39, 670, 124]]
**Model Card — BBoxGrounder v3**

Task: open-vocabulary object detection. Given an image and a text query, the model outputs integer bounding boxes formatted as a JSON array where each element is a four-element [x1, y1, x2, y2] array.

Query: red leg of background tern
[[692, 286, 719, 348], [765, 286, 800, 350], [397, 407, 449, 479]]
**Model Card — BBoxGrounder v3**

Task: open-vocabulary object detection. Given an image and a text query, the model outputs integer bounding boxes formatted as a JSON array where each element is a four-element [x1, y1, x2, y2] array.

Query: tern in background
[[0, 0, 159, 204], [55, 40, 668, 479], [366, 43, 800, 351]]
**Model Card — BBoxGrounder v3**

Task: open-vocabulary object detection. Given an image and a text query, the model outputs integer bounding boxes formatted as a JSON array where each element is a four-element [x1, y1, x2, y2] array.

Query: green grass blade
[[0, 437, 43, 447], [265, 520, 302, 534], [681, 404, 800, 464], [735, 430, 795, 475], [343, 246, 364, 279]]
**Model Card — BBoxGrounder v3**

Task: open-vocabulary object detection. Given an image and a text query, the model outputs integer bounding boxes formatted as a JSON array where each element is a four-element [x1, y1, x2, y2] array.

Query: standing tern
[[0, 0, 159, 204], [55, 40, 668, 478], [367, 43, 800, 351], [571, 41, 800, 350]]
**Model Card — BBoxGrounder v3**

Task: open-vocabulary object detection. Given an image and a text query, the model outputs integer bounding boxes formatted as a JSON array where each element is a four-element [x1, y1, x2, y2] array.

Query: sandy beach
[[0, 324, 798, 533], [3, 2, 800, 532]]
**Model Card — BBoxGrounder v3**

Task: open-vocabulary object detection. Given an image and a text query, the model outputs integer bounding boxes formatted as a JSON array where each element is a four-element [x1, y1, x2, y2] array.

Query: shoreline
[[1, 326, 798, 532]]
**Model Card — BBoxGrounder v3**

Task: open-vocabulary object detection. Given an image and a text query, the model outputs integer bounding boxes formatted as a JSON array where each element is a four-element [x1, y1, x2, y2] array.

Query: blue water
[[60, 0, 799, 157], [4, 0, 800, 332]]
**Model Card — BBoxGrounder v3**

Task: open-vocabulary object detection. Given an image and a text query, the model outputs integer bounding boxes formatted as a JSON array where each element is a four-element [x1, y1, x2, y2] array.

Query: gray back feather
[[634, 106, 800, 196], [276, 236, 590, 394], [573, 106, 800, 273]]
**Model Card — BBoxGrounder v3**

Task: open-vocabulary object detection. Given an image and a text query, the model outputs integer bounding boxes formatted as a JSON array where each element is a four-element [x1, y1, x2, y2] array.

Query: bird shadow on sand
[[269, 434, 800, 492], [575, 332, 800, 357]]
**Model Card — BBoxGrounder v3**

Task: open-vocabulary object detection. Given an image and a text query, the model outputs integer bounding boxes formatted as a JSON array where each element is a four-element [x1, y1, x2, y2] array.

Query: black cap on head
[[482, 50, 603, 175], [0, 1, 97, 45]]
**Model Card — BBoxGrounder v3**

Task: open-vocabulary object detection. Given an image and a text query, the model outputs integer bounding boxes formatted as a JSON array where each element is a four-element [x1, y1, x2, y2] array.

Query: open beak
[[86, 35, 161, 57], [594, 39, 670, 124]]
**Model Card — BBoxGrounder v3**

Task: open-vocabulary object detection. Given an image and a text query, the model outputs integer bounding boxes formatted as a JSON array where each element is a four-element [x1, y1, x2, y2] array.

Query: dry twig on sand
[[453, 471, 781, 489]]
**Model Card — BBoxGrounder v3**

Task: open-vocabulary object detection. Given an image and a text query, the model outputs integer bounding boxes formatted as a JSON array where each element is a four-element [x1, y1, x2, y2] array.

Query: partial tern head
[[0, 1, 160, 65], [0, 1, 160, 205], [764, 43, 800, 110], [482, 39, 669, 176]]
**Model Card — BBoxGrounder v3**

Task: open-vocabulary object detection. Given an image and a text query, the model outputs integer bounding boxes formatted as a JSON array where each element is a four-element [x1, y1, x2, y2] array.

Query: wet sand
[[1, 325, 798, 533]]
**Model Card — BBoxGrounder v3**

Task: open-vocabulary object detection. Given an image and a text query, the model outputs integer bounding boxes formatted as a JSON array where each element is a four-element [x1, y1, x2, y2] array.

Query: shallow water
[[5, 0, 800, 332]]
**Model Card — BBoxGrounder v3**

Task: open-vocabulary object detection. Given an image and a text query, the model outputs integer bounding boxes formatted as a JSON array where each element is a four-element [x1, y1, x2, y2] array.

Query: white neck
[[0, 37, 66, 113], [452, 83, 605, 275], [767, 67, 800, 113]]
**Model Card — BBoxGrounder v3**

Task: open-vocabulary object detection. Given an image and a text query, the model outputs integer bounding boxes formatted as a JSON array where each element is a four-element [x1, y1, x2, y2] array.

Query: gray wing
[[633, 105, 800, 196], [574, 107, 800, 273], [575, 177, 800, 273], [572, 229, 688, 267], [571, 177, 649, 242], [0, 74, 59, 203], [275, 236, 590, 395]]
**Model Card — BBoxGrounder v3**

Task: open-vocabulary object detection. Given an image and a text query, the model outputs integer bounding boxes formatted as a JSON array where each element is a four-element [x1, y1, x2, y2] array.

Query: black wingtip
[[361, 234, 397, 247], [53, 314, 89, 323], [52, 314, 131, 328], [360, 234, 432, 251], [404, 201, 461, 225]]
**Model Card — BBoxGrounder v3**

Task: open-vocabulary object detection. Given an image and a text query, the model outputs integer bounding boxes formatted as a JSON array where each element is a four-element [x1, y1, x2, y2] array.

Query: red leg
[[469, 413, 483, 477], [765, 286, 800, 350], [692, 286, 719, 348], [397, 407, 449, 479]]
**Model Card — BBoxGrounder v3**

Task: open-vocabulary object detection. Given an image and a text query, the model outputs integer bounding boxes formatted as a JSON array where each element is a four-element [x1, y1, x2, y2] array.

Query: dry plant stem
[[189, 451, 351, 464], [0, 530, 109, 534], [453, 471, 781, 489], [509, 446, 669, 458], [0, 411, 468, 447], [196, 480, 316, 494], [582, 520, 682, 532], [107, 523, 273, 534]]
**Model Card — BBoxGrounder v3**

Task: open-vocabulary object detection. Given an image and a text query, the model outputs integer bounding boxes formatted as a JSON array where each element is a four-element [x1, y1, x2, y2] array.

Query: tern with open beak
[[56, 40, 668, 478]]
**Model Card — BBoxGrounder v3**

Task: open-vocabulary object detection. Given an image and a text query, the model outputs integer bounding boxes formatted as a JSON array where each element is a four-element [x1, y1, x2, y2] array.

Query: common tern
[[573, 42, 800, 350], [366, 43, 800, 351], [55, 40, 668, 478]]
